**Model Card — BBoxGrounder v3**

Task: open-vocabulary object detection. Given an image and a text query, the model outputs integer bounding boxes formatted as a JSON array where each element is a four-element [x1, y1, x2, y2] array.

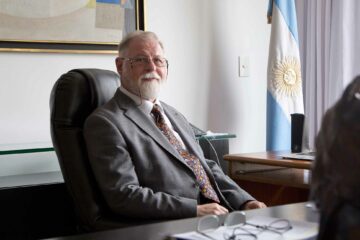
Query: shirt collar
[[120, 86, 162, 115]]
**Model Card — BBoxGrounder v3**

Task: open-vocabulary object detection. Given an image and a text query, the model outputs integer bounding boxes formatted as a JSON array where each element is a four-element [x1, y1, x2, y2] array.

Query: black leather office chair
[[50, 68, 127, 232]]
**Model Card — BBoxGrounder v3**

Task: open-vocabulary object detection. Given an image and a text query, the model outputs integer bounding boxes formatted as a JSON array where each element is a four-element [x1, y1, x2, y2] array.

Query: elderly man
[[84, 31, 265, 223]]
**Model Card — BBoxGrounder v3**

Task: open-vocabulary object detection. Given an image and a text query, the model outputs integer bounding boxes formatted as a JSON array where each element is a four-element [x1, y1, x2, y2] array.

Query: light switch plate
[[238, 56, 250, 77]]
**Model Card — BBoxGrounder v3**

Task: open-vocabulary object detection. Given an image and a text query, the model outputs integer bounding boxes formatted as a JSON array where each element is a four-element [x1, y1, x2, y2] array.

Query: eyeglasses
[[120, 56, 168, 68], [197, 211, 293, 240]]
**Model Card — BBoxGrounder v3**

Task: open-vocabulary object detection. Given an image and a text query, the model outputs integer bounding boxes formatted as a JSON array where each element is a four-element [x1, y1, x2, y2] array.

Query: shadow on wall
[[206, 42, 240, 135], [205, 3, 242, 136]]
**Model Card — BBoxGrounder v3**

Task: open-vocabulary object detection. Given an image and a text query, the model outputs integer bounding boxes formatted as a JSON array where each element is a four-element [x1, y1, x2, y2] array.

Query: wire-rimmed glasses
[[120, 56, 168, 68], [227, 218, 293, 240], [246, 218, 293, 234], [197, 211, 293, 240]]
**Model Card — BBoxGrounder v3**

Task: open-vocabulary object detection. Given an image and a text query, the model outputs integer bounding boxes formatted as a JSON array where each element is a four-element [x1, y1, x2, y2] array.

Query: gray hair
[[117, 30, 164, 56], [311, 76, 360, 214]]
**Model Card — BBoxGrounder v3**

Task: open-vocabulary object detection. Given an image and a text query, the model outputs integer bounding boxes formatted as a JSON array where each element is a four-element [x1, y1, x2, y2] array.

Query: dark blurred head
[[311, 76, 360, 214]]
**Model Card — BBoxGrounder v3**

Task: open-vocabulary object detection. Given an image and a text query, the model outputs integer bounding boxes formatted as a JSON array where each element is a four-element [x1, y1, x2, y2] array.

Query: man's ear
[[115, 57, 123, 75]]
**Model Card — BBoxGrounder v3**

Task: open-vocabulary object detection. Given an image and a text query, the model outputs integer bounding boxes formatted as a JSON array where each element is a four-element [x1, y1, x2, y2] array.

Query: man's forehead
[[128, 38, 164, 54]]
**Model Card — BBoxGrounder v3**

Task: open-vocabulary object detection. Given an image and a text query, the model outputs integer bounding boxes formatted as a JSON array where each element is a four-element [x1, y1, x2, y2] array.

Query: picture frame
[[0, 0, 146, 54]]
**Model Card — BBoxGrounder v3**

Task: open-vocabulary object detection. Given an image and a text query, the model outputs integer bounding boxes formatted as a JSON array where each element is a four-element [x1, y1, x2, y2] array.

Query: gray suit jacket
[[84, 89, 254, 221]]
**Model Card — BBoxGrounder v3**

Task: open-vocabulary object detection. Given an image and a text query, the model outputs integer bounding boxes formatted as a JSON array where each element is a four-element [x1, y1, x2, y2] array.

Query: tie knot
[[152, 104, 162, 114], [152, 104, 163, 123]]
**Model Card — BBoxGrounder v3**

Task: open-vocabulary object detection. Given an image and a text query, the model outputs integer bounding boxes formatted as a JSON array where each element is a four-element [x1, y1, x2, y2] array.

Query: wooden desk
[[225, 151, 312, 169], [45, 202, 318, 240], [224, 152, 313, 206]]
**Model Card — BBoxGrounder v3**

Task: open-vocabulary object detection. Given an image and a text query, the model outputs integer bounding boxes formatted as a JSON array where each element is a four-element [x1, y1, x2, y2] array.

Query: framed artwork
[[0, 0, 146, 54]]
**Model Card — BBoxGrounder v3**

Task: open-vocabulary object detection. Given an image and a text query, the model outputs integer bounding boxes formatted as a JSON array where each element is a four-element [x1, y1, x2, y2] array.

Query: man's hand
[[243, 200, 267, 210], [197, 203, 229, 217]]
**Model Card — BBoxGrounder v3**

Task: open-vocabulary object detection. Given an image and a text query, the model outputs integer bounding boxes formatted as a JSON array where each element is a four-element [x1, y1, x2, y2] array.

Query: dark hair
[[311, 76, 360, 214]]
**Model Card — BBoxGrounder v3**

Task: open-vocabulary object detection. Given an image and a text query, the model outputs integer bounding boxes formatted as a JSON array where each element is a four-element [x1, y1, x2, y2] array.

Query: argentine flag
[[266, 0, 304, 151]]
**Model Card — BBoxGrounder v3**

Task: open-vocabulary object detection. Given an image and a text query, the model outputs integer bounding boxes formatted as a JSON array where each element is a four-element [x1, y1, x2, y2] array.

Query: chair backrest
[[50, 68, 122, 231]]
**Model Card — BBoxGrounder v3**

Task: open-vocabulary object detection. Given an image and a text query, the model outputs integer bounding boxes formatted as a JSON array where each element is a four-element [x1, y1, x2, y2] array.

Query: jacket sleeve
[[84, 112, 197, 220], [164, 103, 256, 210], [205, 158, 255, 210]]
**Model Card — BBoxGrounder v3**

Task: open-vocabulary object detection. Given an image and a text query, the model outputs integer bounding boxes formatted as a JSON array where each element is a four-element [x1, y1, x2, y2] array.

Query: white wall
[[0, 0, 270, 176], [146, 0, 210, 128], [148, 0, 270, 153], [0, 53, 117, 144], [0, 53, 117, 176], [205, 0, 270, 153]]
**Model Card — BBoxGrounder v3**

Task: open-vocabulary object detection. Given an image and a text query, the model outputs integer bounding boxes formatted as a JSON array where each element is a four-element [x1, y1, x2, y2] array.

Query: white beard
[[139, 80, 161, 100], [137, 72, 165, 100]]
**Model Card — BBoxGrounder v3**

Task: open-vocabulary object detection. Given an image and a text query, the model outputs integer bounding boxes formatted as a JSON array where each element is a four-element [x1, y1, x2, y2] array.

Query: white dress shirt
[[119, 86, 187, 149]]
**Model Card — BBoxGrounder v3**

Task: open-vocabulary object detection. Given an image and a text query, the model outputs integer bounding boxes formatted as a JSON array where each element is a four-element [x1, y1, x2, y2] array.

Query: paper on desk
[[170, 216, 318, 240]]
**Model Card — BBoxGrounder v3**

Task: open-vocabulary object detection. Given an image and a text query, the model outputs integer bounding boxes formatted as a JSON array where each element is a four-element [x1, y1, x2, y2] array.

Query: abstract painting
[[0, 0, 145, 53]]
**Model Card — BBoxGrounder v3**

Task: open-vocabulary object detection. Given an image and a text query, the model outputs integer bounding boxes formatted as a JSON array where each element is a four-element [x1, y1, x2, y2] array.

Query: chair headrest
[[50, 69, 120, 127]]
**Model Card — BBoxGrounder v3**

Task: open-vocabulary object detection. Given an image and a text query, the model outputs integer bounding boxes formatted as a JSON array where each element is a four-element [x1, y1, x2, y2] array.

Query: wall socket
[[238, 56, 250, 77]]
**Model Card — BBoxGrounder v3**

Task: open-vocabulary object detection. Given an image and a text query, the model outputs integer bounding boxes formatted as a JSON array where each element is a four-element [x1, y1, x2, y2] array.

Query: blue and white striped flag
[[266, 0, 304, 151]]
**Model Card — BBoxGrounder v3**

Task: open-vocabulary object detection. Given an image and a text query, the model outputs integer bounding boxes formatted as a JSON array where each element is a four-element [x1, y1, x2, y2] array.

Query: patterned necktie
[[151, 104, 220, 203]]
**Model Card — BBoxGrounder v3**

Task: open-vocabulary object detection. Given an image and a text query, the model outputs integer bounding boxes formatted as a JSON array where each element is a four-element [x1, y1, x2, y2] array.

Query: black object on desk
[[291, 113, 304, 153]]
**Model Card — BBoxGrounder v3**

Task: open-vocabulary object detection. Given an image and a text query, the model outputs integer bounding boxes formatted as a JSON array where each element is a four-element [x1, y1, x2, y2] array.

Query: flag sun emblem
[[272, 57, 302, 97]]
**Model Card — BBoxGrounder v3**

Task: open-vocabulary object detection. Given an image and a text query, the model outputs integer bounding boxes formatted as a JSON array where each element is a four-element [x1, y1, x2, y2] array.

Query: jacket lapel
[[113, 90, 232, 209], [163, 104, 230, 202], [162, 103, 228, 190], [162, 103, 204, 161], [113, 90, 188, 166]]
